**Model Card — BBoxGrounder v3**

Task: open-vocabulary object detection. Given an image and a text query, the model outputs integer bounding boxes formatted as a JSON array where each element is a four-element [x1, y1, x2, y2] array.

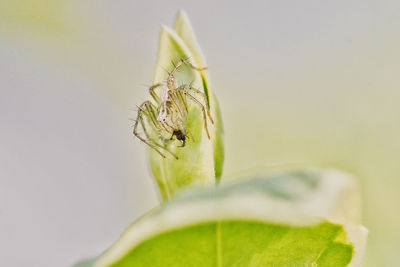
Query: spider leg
[[185, 85, 214, 124], [143, 101, 160, 130], [163, 120, 176, 133], [166, 58, 207, 90], [149, 83, 162, 105], [144, 101, 169, 133], [168, 90, 187, 120], [143, 101, 174, 139], [139, 115, 178, 159], [133, 102, 178, 159], [133, 110, 165, 158], [177, 90, 188, 112], [175, 90, 188, 113], [176, 87, 211, 139], [177, 58, 207, 71]]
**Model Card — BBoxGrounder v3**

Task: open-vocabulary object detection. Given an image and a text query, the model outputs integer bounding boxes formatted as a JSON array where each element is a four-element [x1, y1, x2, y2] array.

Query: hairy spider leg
[[143, 101, 183, 149], [166, 58, 207, 90], [175, 58, 208, 72], [133, 101, 178, 159], [149, 83, 162, 105], [133, 115, 165, 158], [177, 90, 189, 113], [185, 85, 214, 124], [157, 58, 206, 122], [176, 85, 211, 139], [167, 90, 187, 120], [166, 88, 202, 146], [144, 97, 171, 134]]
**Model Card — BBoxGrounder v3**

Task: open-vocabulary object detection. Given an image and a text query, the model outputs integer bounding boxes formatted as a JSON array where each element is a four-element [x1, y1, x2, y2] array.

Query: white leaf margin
[[94, 169, 367, 267]]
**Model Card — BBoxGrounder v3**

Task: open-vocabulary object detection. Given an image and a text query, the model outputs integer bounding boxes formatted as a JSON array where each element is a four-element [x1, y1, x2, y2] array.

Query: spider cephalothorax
[[133, 58, 213, 159]]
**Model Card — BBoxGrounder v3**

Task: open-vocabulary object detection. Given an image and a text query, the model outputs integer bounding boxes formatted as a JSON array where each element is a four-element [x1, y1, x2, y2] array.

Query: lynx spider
[[133, 58, 214, 159]]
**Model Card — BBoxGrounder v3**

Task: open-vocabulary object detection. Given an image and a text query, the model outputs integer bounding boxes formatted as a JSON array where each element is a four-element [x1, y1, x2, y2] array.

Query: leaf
[[148, 11, 224, 200], [92, 169, 368, 267], [73, 258, 97, 267], [173, 11, 224, 181]]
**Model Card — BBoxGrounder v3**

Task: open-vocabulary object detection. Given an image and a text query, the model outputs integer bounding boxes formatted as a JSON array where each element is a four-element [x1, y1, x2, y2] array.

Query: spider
[[133, 58, 214, 159]]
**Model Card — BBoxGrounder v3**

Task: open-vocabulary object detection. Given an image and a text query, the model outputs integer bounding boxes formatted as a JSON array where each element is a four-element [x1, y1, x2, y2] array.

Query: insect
[[133, 58, 214, 159]]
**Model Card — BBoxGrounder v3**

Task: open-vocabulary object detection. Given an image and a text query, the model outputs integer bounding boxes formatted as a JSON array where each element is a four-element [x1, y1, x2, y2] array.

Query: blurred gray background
[[1, 0, 399, 266]]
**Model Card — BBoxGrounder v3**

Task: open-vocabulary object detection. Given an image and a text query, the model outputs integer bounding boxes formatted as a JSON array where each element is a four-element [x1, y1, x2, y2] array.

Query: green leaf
[[173, 12, 225, 181], [149, 11, 224, 200], [92, 169, 367, 267]]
